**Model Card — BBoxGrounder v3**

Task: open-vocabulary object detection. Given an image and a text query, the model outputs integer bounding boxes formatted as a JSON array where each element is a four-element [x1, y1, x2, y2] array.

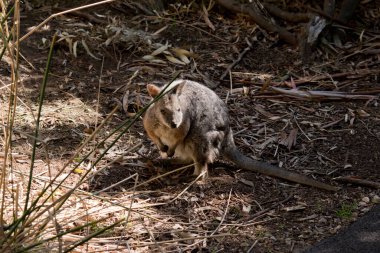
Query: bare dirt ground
[[1, 1, 380, 252]]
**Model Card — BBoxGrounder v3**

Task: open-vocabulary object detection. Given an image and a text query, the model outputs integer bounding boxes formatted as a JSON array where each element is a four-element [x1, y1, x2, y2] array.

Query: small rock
[[190, 196, 198, 202], [362, 196, 370, 203], [361, 207, 370, 213], [240, 242, 249, 247], [358, 201, 367, 207], [270, 235, 277, 241], [372, 195, 380, 204], [318, 217, 327, 223], [331, 225, 342, 234], [242, 204, 251, 213]]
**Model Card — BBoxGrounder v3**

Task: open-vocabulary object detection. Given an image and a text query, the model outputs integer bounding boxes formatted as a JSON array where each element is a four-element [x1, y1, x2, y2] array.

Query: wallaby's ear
[[173, 81, 185, 94], [147, 84, 161, 97]]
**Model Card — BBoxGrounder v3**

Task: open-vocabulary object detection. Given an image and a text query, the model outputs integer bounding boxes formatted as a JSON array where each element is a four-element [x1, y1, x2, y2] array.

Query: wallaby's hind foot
[[193, 163, 209, 181]]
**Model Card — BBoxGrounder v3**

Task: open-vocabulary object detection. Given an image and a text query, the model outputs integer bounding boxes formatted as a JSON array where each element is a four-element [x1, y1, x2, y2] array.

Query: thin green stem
[[24, 34, 56, 211]]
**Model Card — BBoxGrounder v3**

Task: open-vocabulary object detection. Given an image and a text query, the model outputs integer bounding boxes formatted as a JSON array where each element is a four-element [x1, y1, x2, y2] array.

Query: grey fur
[[143, 80, 338, 191]]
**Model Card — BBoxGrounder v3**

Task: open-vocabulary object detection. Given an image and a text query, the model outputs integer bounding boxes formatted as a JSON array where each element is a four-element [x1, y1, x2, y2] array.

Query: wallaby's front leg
[[157, 141, 169, 153], [149, 136, 169, 158], [146, 130, 168, 153], [156, 138, 177, 158], [156, 140, 170, 158]]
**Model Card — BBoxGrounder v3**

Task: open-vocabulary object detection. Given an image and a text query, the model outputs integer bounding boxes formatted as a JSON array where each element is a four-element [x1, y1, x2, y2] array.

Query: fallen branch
[[216, 0, 297, 45], [334, 176, 380, 189], [263, 3, 311, 23], [225, 68, 380, 88], [270, 87, 378, 101]]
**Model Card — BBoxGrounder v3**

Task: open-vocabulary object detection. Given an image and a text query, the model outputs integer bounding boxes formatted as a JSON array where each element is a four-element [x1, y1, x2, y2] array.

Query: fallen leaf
[[74, 168, 85, 174], [172, 47, 195, 57], [142, 55, 155, 61], [165, 55, 186, 65], [356, 109, 370, 117], [239, 178, 254, 187], [151, 42, 169, 56], [283, 205, 306, 212], [81, 39, 101, 60], [279, 129, 298, 150], [202, 3, 215, 31], [73, 40, 78, 58]]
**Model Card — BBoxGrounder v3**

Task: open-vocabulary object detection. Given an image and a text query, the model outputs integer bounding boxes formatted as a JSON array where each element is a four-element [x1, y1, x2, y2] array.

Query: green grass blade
[[63, 218, 125, 253], [3, 34, 58, 243], [24, 33, 57, 211]]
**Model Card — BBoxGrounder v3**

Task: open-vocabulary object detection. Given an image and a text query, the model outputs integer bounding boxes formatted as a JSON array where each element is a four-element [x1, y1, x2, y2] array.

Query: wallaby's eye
[[177, 108, 180, 112], [160, 109, 165, 114]]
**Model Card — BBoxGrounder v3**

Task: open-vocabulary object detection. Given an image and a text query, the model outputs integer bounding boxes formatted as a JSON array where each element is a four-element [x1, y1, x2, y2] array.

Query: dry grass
[[0, 2, 225, 251], [0, 1, 143, 252]]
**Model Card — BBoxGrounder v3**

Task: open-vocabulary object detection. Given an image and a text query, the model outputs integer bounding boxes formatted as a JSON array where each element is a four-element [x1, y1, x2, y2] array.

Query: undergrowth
[[0, 1, 148, 252]]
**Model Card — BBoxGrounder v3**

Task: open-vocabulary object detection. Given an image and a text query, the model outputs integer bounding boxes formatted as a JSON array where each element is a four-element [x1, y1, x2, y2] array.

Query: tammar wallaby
[[143, 80, 338, 191]]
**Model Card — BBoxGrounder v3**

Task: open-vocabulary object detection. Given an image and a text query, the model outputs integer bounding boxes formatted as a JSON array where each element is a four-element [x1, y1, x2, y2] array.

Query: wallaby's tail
[[224, 147, 338, 191]]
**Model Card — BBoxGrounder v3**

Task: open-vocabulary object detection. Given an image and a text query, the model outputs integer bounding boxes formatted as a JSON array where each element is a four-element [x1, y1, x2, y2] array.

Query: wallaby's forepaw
[[159, 144, 169, 153], [159, 151, 168, 159], [166, 148, 175, 157]]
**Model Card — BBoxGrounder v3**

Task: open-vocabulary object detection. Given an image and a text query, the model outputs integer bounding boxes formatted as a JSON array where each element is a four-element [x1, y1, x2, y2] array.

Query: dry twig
[[220, 39, 254, 80]]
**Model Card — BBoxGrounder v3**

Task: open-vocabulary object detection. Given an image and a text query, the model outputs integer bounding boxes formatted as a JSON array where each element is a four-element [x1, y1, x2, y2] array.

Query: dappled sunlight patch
[[1, 96, 100, 129]]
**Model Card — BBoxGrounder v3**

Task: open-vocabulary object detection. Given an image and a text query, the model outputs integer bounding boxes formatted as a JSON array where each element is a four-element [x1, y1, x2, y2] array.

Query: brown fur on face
[[144, 81, 189, 158], [147, 83, 183, 129]]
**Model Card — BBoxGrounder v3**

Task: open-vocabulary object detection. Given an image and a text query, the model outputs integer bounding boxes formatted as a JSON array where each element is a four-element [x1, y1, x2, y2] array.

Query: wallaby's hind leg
[[193, 162, 208, 180]]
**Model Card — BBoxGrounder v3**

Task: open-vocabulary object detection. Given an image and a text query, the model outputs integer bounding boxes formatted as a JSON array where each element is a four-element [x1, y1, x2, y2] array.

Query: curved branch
[[263, 3, 311, 23], [216, 0, 298, 45]]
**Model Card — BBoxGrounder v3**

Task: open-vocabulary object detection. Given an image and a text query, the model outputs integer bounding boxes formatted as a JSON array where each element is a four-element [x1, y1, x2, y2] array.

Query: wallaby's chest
[[154, 118, 189, 146]]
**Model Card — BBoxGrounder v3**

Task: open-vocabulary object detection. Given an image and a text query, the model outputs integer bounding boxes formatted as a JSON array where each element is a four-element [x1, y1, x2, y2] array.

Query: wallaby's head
[[147, 82, 184, 129]]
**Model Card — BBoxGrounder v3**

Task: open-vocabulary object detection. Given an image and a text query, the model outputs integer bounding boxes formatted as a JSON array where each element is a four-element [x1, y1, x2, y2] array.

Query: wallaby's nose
[[170, 122, 177, 128]]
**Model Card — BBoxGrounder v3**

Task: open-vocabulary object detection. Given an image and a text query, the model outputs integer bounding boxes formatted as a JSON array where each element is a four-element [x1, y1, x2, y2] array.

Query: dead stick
[[220, 40, 253, 80], [263, 3, 311, 22], [250, 194, 293, 219], [334, 176, 380, 189], [229, 68, 380, 87], [53, 7, 107, 24]]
